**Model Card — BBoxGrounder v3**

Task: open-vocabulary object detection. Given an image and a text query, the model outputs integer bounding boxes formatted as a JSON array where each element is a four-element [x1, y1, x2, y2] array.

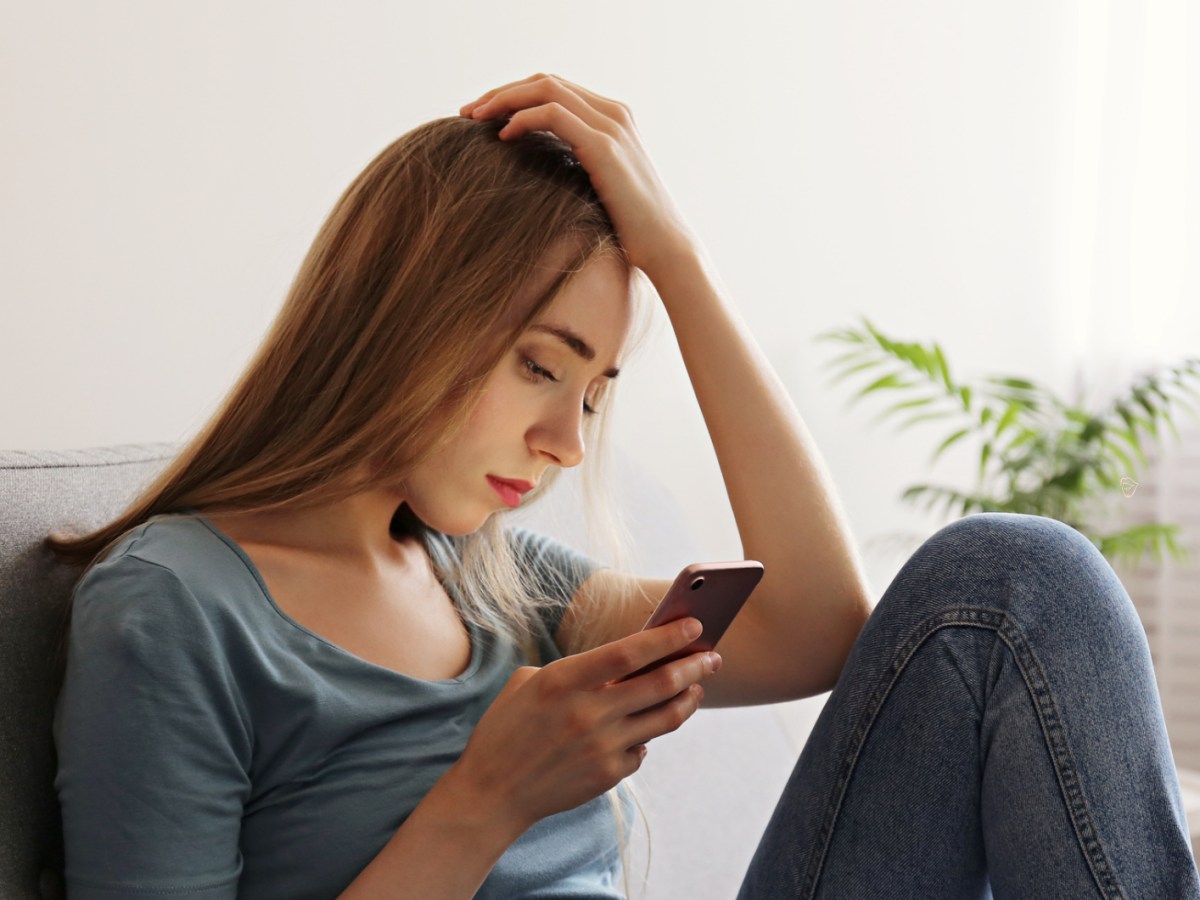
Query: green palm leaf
[[814, 319, 1200, 572]]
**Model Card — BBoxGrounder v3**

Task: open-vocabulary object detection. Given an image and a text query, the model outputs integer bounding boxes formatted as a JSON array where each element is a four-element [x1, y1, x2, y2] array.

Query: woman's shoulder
[[66, 515, 264, 686], [75, 512, 259, 621], [92, 512, 234, 573]]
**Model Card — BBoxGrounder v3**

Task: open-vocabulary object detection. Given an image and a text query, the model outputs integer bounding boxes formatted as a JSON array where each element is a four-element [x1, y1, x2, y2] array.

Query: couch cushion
[[0, 443, 180, 900]]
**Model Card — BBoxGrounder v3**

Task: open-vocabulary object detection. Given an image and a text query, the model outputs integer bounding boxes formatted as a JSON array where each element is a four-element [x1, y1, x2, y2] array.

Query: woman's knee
[[924, 511, 1090, 556], [919, 513, 1106, 577], [916, 512, 1139, 632]]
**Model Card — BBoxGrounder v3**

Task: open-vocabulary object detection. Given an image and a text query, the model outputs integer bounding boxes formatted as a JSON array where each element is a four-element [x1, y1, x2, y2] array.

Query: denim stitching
[[995, 610, 1126, 899], [799, 607, 1126, 900]]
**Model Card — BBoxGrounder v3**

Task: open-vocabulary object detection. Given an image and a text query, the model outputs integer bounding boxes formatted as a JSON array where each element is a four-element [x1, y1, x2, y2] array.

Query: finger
[[472, 83, 603, 133], [459, 72, 547, 115], [493, 103, 611, 162], [466, 77, 618, 136], [605, 648, 714, 720], [618, 679, 706, 749], [532, 74, 630, 122], [565, 617, 702, 690]]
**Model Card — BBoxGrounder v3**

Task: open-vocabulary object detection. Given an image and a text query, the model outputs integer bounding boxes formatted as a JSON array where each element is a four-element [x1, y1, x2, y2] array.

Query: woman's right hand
[[447, 616, 720, 831]]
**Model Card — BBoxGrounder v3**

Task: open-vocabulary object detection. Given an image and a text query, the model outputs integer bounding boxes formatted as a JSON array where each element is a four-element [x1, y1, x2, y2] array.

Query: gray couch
[[0, 443, 816, 899], [1, 444, 183, 900]]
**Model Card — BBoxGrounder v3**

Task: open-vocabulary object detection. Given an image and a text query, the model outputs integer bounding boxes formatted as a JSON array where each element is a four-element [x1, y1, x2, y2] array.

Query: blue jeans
[[736, 513, 1200, 899]]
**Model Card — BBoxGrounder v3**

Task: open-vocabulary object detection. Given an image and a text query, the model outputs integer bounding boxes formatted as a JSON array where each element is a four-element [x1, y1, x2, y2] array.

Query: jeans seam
[[799, 607, 1126, 900], [994, 610, 1126, 899]]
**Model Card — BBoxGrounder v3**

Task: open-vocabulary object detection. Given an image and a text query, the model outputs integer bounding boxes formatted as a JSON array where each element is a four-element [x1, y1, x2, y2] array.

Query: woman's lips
[[487, 475, 527, 508]]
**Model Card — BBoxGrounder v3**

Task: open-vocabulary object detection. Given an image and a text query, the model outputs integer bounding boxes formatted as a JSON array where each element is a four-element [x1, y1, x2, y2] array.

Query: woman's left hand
[[460, 73, 697, 278]]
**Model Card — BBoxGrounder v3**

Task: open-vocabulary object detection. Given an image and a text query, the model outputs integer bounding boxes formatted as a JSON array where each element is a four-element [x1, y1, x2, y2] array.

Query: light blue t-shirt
[[52, 512, 636, 899]]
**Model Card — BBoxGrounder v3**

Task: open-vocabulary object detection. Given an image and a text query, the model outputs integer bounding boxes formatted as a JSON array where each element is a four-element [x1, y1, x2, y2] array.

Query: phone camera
[[689, 577, 705, 591]]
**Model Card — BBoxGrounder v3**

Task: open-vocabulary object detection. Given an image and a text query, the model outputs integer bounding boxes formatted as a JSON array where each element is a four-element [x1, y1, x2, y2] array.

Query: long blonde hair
[[45, 114, 657, 897]]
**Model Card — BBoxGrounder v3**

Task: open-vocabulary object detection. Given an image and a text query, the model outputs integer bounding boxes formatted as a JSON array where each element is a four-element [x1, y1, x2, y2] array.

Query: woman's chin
[[396, 503, 500, 538]]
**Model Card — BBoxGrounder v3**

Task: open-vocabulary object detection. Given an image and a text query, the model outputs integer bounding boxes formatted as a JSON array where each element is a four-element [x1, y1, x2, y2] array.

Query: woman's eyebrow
[[529, 324, 620, 378]]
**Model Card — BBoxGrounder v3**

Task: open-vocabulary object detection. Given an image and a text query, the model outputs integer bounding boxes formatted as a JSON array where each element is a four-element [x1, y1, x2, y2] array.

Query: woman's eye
[[522, 357, 557, 383], [522, 356, 600, 417]]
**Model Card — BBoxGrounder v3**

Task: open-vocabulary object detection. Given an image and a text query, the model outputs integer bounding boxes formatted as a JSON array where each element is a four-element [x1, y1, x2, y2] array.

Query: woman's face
[[402, 253, 635, 536]]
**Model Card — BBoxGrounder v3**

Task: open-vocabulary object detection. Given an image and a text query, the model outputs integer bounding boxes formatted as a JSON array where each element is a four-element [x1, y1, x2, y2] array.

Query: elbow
[[849, 593, 873, 638], [822, 596, 873, 693]]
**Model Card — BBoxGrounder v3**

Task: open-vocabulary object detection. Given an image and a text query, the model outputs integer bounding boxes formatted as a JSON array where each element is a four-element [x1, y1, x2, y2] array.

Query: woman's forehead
[[504, 248, 632, 333], [532, 260, 632, 349]]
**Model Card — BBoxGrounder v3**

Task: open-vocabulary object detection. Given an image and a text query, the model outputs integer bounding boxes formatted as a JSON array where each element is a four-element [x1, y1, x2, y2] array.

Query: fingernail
[[684, 619, 702, 639], [708, 653, 723, 673]]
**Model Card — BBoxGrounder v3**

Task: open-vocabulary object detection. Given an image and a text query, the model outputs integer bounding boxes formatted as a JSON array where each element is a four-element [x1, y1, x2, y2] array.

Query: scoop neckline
[[180, 509, 485, 686]]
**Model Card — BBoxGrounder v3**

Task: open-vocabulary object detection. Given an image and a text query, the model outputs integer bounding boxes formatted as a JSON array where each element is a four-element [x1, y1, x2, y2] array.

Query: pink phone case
[[622, 559, 764, 681]]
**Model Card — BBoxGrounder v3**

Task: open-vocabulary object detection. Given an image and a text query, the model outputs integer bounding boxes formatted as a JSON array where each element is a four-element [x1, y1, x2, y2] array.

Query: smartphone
[[620, 559, 764, 681]]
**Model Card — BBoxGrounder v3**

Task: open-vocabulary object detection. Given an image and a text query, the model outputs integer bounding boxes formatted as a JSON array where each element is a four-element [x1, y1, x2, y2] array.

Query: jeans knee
[[925, 512, 1099, 567], [921, 513, 1138, 630]]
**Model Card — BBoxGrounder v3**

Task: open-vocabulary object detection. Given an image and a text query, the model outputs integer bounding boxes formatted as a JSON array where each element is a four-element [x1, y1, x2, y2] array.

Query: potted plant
[[815, 315, 1200, 571]]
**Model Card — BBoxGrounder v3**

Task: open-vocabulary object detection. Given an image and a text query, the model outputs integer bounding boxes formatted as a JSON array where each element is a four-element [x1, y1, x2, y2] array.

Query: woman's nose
[[530, 406, 586, 468]]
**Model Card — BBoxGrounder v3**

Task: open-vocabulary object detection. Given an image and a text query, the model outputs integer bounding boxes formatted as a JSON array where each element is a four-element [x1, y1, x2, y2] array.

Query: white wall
[[2, 0, 1194, 601]]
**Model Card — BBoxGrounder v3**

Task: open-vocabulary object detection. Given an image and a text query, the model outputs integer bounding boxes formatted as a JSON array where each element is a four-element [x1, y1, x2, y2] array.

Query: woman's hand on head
[[460, 73, 697, 279], [446, 616, 718, 831]]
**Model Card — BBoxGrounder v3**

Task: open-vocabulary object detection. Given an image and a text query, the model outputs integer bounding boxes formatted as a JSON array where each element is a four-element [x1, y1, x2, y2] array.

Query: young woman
[[47, 74, 1198, 899]]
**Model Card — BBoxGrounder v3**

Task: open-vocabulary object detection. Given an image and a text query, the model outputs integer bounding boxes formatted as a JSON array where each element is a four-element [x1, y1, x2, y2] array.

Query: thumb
[[512, 664, 540, 680], [505, 665, 541, 691]]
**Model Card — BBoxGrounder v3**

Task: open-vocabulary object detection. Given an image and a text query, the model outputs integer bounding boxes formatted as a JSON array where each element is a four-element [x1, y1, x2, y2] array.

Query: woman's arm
[[644, 240, 874, 697], [338, 762, 527, 900], [463, 74, 872, 696]]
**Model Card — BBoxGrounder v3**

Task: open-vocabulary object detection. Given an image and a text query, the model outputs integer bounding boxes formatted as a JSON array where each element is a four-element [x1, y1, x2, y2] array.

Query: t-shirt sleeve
[[52, 552, 252, 900], [507, 527, 608, 641]]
